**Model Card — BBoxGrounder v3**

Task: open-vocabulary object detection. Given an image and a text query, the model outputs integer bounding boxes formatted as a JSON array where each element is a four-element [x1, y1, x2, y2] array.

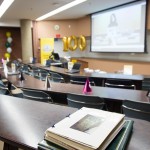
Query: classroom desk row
[[29, 63, 144, 90], [3, 72, 149, 103], [1, 68, 149, 112], [0, 95, 150, 150], [0, 66, 150, 150]]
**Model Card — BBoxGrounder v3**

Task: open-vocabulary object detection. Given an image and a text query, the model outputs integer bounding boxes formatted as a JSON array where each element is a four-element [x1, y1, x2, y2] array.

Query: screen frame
[[90, 0, 148, 53]]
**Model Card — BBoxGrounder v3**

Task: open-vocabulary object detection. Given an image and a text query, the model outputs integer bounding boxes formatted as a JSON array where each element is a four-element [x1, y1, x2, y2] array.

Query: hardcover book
[[38, 120, 133, 150], [44, 107, 125, 150]]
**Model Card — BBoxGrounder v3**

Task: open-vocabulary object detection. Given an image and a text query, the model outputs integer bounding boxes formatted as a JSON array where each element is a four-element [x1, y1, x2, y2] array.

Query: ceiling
[[0, 0, 135, 22]]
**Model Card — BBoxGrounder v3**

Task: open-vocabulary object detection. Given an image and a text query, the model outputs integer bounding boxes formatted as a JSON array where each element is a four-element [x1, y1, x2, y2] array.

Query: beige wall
[[32, 7, 150, 75], [76, 58, 150, 75], [36, 16, 90, 38]]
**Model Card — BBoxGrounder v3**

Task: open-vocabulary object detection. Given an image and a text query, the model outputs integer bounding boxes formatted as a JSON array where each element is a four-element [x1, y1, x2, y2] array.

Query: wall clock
[[54, 25, 60, 30]]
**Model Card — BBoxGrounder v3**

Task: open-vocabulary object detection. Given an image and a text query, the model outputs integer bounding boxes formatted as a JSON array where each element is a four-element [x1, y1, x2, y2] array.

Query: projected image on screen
[[91, 0, 146, 53]]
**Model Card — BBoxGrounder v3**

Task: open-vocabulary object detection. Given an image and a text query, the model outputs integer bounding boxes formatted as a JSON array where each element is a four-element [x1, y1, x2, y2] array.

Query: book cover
[[45, 107, 125, 150], [38, 120, 133, 150], [106, 120, 134, 150]]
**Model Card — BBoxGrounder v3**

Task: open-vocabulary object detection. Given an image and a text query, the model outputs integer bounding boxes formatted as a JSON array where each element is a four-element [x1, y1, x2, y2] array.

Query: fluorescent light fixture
[[36, 0, 87, 21], [0, 0, 14, 18]]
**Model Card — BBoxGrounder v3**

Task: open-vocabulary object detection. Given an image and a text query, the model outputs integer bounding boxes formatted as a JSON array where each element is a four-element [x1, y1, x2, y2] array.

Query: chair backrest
[[104, 79, 136, 89], [142, 78, 150, 91], [33, 69, 49, 81], [22, 88, 52, 103], [72, 63, 81, 70], [67, 93, 106, 110], [122, 100, 150, 121], [53, 53, 60, 60], [62, 62, 68, 69], [0, 80, 6, 88], [70, 76, 95, 86], [50, 72, 65, 83], [20, 65, 32, 75], [0, 86, 10, 95], [46, 60, 53, 67]]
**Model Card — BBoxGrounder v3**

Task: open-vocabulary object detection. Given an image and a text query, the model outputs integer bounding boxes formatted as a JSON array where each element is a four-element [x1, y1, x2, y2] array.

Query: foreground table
[[0, 95, 150, 150], [0, 95, 77, 150]]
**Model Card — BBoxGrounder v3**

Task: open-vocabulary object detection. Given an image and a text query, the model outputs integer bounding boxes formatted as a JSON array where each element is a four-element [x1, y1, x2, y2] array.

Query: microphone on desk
[[19, 72, 25, 81], [45, 74, 51, 89]]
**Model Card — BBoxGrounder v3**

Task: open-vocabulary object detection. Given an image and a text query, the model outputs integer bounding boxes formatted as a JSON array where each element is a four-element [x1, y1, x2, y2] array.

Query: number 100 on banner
[[62, 35, 86, 52]]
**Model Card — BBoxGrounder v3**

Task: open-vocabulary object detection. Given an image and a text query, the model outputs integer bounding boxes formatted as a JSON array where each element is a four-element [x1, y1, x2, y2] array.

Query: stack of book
[[38, 107, 133, 150]]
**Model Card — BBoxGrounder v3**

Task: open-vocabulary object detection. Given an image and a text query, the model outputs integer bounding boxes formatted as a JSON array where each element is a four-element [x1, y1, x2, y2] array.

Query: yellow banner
[[40, 38, 54, 65]]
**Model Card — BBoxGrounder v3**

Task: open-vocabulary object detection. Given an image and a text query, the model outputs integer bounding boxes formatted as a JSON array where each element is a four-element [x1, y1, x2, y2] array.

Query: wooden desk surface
[[31, 63, 144, 81], [0, 95, 149, 150], [28, 63, 143, 89], [0, 95, 77, 150], [3, 73, 149, 103]]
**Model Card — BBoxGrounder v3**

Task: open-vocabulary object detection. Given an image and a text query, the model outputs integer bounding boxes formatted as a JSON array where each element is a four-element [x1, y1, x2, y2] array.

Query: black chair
[[70, 76, 95, 86], [0, 80, 14, 95], [72, 62, 81, 70], [53, 53, 60, 61], [21, 88, 53, 103], [0, 86, 11, 95], [142, 78, 150, 91], [11, 88, 24, 98], [33, 69, 49, 81], [46, 59, 54, 67], [20, 64, 33, 75], [122, 100, 150, 122], [67, 93, 107, 110], [62, 62, 68, 69], [104, 79, 136, 89], [49, 72, 65, 83]]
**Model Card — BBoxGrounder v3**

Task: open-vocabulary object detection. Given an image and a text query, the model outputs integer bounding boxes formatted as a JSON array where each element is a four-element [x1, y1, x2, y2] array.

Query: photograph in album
[[45, 107, 125, 150], [70, 114, 105, 134]]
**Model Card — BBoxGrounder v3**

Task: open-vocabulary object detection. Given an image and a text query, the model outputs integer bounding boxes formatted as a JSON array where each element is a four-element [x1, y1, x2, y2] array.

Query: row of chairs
[[0, 78, 53, 103], [20, 64, 65, 82], [20, 64, 137, 90], [67, 93, 150, 122], [4, 63, 149, 122], [0, 77, 149, 122], [70, 76, 136, 90]]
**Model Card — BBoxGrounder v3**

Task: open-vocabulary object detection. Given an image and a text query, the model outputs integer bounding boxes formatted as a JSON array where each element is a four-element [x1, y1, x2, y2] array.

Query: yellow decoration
[[78, 35, 86, 51], [71, 59, 77, 64], [4, 53, 10, 59], [6, 32, 11, 37], [40, 38, 54, 65], [68, 36, 78, 51], [62, 37, 68, 52]]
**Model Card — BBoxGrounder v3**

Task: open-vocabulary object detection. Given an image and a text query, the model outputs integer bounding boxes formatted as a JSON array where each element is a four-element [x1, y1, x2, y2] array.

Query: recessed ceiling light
[[0, 0, 14, 18], [36, 0, 87, 21]]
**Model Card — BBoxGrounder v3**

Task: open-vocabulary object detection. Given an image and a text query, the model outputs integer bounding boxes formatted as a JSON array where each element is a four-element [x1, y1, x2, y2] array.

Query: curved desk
[[3, 73, 149, 103], [0, 68, 149, 112], [29, 63, 144, 90]]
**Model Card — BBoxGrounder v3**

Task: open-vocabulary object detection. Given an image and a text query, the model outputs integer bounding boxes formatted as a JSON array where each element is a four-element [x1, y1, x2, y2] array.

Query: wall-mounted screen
[[91, 0, 147, 53]]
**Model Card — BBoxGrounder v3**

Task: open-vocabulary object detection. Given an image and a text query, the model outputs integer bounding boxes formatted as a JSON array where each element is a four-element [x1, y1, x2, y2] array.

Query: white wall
[[0, 20, 20, 27]]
